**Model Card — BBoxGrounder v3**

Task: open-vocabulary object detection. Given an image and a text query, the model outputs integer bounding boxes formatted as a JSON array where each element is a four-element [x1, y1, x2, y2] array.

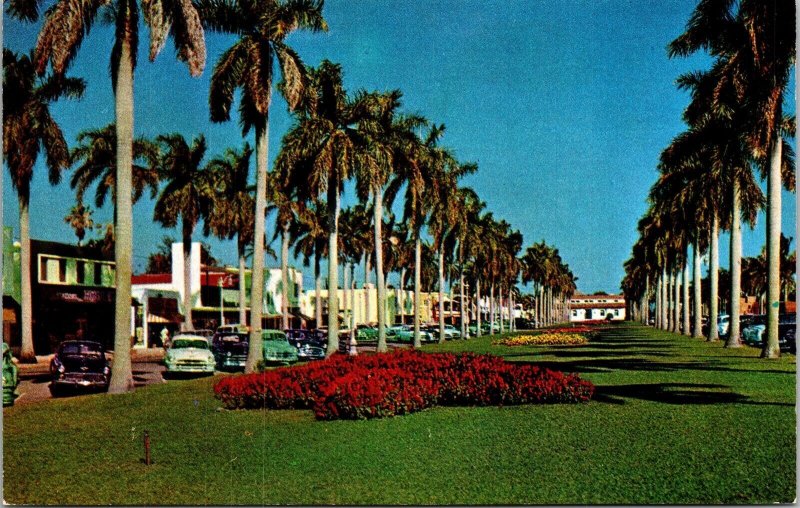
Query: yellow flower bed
[[493, 333, 589, 346]]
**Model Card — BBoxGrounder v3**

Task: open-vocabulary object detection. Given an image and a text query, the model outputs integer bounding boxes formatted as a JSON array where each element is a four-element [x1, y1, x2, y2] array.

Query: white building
[[131, 242, 302, 347], [569, 294, 626, 322]]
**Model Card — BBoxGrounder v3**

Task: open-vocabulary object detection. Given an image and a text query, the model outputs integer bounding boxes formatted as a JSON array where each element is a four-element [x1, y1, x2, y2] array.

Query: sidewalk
[[16, 348, 165, 379]]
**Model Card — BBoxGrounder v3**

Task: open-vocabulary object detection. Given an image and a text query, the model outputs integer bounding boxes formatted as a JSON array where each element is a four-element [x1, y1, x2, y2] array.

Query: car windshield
[[780, 314, 796, 324], [61, 343, 103, 356], [219, 334, 246, 343], [171, 339, 208, 349]]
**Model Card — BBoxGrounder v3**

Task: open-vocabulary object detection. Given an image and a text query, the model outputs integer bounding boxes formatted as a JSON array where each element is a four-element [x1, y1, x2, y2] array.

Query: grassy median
[[3, 324, 795, 504]]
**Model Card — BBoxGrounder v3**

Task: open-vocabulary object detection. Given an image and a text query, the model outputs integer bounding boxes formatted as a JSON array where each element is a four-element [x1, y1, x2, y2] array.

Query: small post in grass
[[144, 430, 151, 465]]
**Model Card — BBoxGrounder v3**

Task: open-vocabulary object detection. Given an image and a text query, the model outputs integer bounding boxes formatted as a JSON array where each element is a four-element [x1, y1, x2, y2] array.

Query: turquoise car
[[3, 343, 18, 406], [164, 335, 216, 374], [262, 330, 298, 365], [392, 325, 434, 344]]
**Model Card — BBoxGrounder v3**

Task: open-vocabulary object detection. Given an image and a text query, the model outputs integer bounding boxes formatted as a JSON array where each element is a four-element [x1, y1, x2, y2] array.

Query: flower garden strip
[[494, 333, 590, 346], [213, 350, 594, 419]]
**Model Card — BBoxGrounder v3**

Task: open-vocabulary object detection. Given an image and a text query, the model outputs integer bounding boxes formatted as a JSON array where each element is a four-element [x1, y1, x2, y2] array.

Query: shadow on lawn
[[592, 382, 793, 407]]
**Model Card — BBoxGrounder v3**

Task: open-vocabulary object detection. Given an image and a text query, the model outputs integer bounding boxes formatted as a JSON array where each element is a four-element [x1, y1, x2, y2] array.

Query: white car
[[164, 334, 216, 374], [742, 315, 767, 346], [717, 315, 730, 337], [443, 324, 462, 340]]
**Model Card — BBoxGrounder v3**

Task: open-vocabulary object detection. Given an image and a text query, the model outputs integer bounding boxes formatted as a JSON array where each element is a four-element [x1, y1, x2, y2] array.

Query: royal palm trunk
[[682, 256, 690, 336], [238, 239, 247, 325], [281, 221, 290, 331], [373, 189, 387, 352], [182, 226, 193, 331], [489, 283, 495, 335], [108, 33, 134, 392], [459, 245, 466, 338], [364, 251, 370, 326], [314, 251, 322, 328], [693, 240, 702, 338], [661, 267, 668, 331], [763, 136, 782, 358], [655, 275, 662, 329], [413, 235, 421, 348], [326, 181, 340, 356], [708, 215, 720, 341], [476, 279, 482, 337], [726, 179, 742, 348], [18, 198, 34, 362], [399, 267, 406, 325], [245, 121, 269, 373], [672, 268, 680, 333], [438, 248, 445, 344]]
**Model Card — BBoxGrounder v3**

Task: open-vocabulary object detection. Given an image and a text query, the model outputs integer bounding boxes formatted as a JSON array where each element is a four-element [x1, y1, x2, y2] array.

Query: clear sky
[[3, 0, 796, 294]]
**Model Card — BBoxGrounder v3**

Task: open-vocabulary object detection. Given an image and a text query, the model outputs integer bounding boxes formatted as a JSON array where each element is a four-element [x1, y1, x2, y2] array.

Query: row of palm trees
[[5, 0, 580, 393], [621, 0, 795, 358]]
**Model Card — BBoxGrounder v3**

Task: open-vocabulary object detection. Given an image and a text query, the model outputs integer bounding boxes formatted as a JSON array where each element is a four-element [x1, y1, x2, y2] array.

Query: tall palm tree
[[33, 0, 206, 392], [204, 143, 254, 325], [293, 200, 328, 328], [267, 174, 302, 331], [153, 133, 213, 331], [197, 0, 326, 371], [3, 49, 85, 362], [354, 91, 423, 351], [276, 60, 374, 357], [669, 0, 795, 357]]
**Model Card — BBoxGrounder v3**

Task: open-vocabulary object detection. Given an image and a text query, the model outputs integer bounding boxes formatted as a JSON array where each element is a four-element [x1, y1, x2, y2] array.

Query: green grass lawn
[[4, 324, 796, 504]]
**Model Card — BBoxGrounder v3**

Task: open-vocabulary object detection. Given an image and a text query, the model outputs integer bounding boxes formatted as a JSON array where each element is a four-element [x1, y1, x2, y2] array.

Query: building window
[[94, 263, 103, 285], [39, 256, 67, 283], [76, 261, 85, 284], [572, 310, 578, 317]]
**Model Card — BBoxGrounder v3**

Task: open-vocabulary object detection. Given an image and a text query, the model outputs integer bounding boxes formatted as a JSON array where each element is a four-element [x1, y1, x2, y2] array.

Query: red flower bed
[[545, 327, 595, 334], [214, 350, 594, 420]]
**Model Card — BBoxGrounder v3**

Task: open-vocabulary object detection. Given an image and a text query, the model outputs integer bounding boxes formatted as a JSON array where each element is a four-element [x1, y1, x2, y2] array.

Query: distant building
[[570, 294, 626, 322], [131, 242, 304, 348], [2, 226, 122, 354]]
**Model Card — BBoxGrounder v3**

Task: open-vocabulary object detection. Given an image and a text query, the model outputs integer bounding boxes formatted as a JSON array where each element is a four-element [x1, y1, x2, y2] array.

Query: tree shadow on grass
[[592, 382, 794, 407]]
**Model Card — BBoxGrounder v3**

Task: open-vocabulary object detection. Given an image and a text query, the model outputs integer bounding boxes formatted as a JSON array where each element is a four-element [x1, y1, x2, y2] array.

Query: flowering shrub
[[546, 327, 596, 335], [213, 350, 594, 419], [494, 333, 589, 346]]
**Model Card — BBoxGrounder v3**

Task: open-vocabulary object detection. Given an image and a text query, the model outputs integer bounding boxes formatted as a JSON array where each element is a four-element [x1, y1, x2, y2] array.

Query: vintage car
[[49, 340, 110, 393], [742, 315, 767, 346], [216, 324, 249, 335], [392, 325, 434, 344], [355, 324, 378, 342], [443, 324, 462, 340], [284, 330, 325, 360], [3, 343, 19, 406], [262, 330, 299, 365], [164, 335, 216, 374], [212, 332, 249, 370]]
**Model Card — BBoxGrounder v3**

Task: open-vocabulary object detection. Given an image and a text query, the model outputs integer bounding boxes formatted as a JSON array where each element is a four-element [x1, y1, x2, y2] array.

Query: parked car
[[742, 315, 767, 346], [3, 343, 19, 406], [49, 340, 110, 394], [355, 324, 379, 342], [164, 334, 216, 375], [779, 314, 796, 354], [392, 325, 434, 343], [717, 314, 730, 337], [284, 329, 325, 360], [212, 332, 249, 370], [443, 324, 462, 340], [261, 330, 298, 365], [216, 324, 249, 335]]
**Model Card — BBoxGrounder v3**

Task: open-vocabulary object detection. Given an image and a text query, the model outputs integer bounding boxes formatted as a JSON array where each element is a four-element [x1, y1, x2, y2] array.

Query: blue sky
[[3, 0, 796, 294]]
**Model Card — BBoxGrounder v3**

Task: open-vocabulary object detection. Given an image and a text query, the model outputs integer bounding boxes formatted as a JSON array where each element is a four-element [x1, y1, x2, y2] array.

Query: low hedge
[[214, 350, 594, 420]]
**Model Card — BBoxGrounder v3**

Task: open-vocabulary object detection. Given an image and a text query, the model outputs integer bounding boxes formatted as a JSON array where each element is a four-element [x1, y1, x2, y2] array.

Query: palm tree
[[33, 0, 206, 392], [3, 49, 85, 362], [267, 173, 302, 331], [153, 133, 213, 331], [197, 0, 326, 371], [354, 91, 423, 351], [204, 143, 254, 325], [69, 124, 161, 209], [293, 200, 328, 328], [277, 60, 376, 357], [64, 202, 95, 246], [669, 0, 795, 357]]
